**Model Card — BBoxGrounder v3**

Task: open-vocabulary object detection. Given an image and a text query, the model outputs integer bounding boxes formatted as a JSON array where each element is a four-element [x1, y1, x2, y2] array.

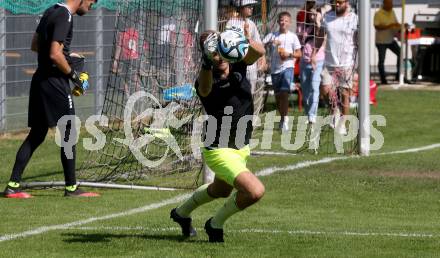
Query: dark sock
[[61, 121, 77, 186]]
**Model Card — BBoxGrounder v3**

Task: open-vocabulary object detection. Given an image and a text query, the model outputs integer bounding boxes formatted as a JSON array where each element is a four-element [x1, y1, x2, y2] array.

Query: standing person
[[263, 11, 301, 131], [3, 0, 100, 198], [111, 27, 142, 96], [319, 0, 358, 135], [296, 0, 317, 44], [299, 7, 325, 124], [374, 0, 401, 84], [226, 0, 266, 94], [170, 27, 266, 243]]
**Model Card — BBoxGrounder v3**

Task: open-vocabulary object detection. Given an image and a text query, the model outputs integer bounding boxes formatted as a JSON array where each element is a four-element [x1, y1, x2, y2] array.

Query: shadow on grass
[[61, 232, 207, 243], [22, 170, 64, 181]]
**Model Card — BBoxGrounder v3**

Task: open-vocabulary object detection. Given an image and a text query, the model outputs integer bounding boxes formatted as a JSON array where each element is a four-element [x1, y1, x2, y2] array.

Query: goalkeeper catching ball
[[3, 0, 99, 198], [170, 26, 266, 242]]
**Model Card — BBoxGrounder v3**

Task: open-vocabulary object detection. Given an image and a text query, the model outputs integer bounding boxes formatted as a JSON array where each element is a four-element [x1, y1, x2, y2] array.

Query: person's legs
[[171, 177, 230, 237], [60, 119, 77, 188], [278, 68, 293, 130], [278, 92, 289, 118], [9, 125, 48, 184], [4, 125, 48, 198], [171, 147, 244, 238], [206, 171, 264, 242], [376, 44, 388, 83], [309, 61, 324, 123], [300, 62, 313, 118], [320, 67, 334, 116], [389, 40, 401, 81], [175, 179, 228, 218]]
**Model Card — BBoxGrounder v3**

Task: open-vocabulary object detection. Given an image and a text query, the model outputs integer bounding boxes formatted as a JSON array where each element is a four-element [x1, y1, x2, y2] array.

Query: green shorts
[[202, 145, 251, 186]]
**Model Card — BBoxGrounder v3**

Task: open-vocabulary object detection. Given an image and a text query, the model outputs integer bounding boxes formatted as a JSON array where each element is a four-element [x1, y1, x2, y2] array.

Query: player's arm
[[243, 22, 265, 65], [30, 33, 39, 52], [197, 31, 218, 97], [243, 37, 265, 65], [197, 68, 213, 97], [50, 41, 85, 92], [50, 41, 71, 74], [374, 13, 399, 30], [112, 34, 122, 73]]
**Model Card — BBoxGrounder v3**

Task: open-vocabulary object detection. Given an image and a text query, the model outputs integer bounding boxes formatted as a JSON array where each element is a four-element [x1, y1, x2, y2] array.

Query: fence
[[0, 7, 118, 132]]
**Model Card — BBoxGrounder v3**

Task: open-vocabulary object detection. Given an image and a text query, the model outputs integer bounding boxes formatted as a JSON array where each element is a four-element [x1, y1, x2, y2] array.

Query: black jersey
[[196, 61, 254, 149], [35, 3, 73, 75]]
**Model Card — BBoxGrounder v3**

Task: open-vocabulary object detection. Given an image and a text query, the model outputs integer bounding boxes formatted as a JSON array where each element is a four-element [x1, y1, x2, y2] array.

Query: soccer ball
[[217, 28, 249, 63]]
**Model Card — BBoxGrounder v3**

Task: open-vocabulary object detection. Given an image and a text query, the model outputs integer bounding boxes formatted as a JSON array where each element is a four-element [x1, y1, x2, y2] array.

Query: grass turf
[[0, 89, 439, 257]]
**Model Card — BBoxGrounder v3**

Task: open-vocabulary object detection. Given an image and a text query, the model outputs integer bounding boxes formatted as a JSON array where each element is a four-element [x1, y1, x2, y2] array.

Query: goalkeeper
[[170, 27, 265, 242], [3, 0, 99, 198]]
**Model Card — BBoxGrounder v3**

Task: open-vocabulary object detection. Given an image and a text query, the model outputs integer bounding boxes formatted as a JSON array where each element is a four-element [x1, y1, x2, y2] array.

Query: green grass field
[[1, 88, 440, 257]]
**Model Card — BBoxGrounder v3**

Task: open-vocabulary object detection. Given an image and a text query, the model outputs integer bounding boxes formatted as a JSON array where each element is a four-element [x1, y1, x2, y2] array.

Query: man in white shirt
[[226, 0, 265, 94], [320, 0, 358, 135], [374, 0, 401, 84]]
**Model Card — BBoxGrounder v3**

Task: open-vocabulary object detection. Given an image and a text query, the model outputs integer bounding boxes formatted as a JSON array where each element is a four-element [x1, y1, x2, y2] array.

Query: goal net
[[77, 0, 359, 189], [77, 0, 204, 189]]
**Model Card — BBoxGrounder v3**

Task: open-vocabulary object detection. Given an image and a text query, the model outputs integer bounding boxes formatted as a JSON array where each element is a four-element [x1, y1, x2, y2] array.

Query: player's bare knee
[[247, 183, 265, 203]]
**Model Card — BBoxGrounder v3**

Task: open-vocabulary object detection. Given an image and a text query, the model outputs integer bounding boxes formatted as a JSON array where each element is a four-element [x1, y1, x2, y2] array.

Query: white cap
[[233, 0, 258, 7]]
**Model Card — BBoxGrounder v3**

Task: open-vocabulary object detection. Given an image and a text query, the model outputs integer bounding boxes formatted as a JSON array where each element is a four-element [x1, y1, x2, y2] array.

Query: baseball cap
[[233, 0, 259, 7]]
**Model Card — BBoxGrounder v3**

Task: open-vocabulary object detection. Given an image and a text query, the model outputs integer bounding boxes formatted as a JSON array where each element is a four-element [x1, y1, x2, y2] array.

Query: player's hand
[[69, 70, 89, 96], [202, 32, 218, 70], [69, 69, 82, 87]]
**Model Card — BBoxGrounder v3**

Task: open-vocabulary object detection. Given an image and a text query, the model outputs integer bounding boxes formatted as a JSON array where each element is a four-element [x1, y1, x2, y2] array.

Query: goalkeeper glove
[[201, 32, 219, 70], [69, 70, 89, 96]]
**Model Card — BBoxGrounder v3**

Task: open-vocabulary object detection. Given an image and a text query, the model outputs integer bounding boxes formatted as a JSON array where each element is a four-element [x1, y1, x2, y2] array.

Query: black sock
[[61, 120, 76, 187]]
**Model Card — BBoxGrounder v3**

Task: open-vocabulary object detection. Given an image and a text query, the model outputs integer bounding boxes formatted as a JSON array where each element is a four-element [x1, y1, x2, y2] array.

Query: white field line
[[252, 150, 296, 156], [376, 143, 440, 155], [1, 143, 439, 243], [256, 143, 440, 177], [0, 193, 190, 243], [70, 226, 439, 239]]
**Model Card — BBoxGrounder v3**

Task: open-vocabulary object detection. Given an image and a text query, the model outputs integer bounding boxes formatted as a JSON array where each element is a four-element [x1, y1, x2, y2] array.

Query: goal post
[[358, 0, 371, 156]]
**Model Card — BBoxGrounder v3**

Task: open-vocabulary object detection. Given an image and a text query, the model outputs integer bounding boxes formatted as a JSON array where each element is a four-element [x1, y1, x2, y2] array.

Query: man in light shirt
[[374, 0, 401, 84], [226, 0, 265, 94], [320, 0, 358, 135]]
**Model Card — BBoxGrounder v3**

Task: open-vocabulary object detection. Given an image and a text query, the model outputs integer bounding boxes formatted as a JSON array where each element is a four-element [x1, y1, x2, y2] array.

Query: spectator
[[296, 0, 317, 44], [319, 0, 358, 135], [374, 0, 401, 84], [299, 6, 325, 124], [226, 0, 267, 93], [112, 27, 142, 96], [263, 11, 302, 132]]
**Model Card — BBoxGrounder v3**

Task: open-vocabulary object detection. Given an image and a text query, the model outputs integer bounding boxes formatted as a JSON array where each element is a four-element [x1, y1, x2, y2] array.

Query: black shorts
[[28, 71, 75, 128]]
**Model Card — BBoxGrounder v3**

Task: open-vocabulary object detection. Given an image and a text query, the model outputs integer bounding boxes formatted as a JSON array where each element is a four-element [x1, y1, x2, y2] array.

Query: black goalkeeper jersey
[[35, 3, 73, 75], [196, 61, 254, 150]]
